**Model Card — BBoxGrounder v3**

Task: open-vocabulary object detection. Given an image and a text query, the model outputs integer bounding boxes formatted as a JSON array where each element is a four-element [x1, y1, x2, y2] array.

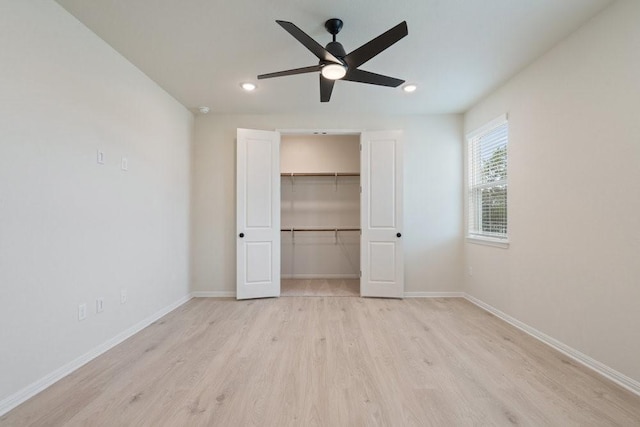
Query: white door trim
[[238, 128, 404, 299], [276, 128, 364, 136]]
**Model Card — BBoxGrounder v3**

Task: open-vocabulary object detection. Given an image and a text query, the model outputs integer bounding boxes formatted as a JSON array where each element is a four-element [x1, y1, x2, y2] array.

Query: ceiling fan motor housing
[[324, 19, 346, 65], [325, 41, 347, 60]]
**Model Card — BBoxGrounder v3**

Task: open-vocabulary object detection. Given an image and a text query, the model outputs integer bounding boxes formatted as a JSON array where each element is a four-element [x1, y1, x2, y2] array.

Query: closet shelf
[[282, 172, 359, 191], [282, 227, 360, 244]]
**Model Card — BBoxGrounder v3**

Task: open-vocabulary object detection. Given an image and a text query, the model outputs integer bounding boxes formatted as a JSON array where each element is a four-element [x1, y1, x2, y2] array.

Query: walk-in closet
[[237, 128, 403, 300], [280, 134, 360, 296]]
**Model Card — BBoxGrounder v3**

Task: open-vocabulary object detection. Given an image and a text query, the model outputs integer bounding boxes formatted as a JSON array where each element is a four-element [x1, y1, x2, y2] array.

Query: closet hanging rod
[[280, 228, 360, 232], [280, 172, 359, 177]]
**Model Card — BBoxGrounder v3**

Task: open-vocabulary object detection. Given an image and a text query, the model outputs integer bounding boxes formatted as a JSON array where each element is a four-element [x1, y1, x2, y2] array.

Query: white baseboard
[[0, 294, 193, 417], [464, 293, 640, 397], [192, 290, 464, 299], [191, 290, 464, 298], [404, 291, 464, 298], [191, 291, 236, 298], [193, 290, 466, 298], [281, 274, 359, 279]]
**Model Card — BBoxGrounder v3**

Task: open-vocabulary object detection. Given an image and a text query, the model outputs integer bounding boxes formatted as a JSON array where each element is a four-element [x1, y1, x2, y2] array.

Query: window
[[467, 115, 508, 243]]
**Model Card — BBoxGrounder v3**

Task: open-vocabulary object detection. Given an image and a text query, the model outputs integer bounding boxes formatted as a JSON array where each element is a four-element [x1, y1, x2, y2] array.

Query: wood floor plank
[[281, 279, 360, 297], [2, 297, 640, 427]]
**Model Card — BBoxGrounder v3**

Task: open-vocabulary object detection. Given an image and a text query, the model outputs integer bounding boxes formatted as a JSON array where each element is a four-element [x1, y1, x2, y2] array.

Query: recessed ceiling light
[[198, 106, 210, 114], [403, 84, 417, 93], [241, 82, 257, 91]]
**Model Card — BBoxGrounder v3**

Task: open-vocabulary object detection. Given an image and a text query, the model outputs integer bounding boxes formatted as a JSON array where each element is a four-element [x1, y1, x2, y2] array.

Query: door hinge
[[359, 143, 362, 151], [359, 270, 362, 278], [360, 185, 362, 193]]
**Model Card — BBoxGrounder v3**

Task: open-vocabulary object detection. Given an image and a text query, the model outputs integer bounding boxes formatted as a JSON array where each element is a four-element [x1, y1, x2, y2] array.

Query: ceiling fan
[[257, 19, 408, 102]]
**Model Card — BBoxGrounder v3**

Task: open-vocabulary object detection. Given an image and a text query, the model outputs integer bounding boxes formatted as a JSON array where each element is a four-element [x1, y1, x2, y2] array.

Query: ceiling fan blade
[[343, 21, 408, 69], [276, 20, 341, 64], [320, 75, 335, 102], [343, 69, 405, 87], [258, 65, 322, 80]]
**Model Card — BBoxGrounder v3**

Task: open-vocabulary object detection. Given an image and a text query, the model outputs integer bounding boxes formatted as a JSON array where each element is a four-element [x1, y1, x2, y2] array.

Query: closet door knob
[[396, 232, 402, 238], [239, 233, 245, 238]]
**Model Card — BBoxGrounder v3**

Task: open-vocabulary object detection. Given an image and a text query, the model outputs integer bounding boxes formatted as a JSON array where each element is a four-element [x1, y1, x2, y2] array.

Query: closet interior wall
[[281, 135, 360, 279]]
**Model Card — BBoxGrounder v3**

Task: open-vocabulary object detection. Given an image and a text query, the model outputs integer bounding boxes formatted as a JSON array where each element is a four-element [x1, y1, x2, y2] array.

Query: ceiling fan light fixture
[[241, 82, 257, 91], [321, 63, 347, 80], [403, 84, 417, 93]]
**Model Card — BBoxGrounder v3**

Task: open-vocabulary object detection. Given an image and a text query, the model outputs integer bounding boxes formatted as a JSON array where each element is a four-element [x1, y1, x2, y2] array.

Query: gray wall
[[464, 0, 640, 383], [191, 114, 463, 295], [0, 1, 193, 403]]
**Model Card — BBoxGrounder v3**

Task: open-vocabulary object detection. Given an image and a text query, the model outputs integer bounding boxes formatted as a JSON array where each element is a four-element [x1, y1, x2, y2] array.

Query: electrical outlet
[[78, 303, 87, 321], [120, 289, 127, 304], [468, 266, 473, 276], [96, 298, 104, 313], [121, 157, 128, 171], [97, 150, 105, 165]]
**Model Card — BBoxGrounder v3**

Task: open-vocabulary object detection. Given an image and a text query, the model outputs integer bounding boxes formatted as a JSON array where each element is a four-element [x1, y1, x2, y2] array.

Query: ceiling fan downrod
[[324, 18, 347, 60], [325, 18, 343, 42]]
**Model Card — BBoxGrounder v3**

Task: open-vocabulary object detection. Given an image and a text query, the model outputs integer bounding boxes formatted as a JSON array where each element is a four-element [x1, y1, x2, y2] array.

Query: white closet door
[[236, 128, 280, 299], [360, 130, 404, 298]]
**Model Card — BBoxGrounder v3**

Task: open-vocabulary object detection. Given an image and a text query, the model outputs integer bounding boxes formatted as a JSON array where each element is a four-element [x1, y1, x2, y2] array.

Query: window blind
[[468, 120, 508, 238]]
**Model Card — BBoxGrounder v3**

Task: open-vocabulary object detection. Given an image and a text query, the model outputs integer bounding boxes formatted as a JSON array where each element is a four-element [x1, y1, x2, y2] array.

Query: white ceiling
[[56, 0, 612, 115]]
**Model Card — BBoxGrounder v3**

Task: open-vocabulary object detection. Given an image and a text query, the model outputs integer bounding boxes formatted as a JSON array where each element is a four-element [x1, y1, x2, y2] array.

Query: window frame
[[465, 114, 510, 248]]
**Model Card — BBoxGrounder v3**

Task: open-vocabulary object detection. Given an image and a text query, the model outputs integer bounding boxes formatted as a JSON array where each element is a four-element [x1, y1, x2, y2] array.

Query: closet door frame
[[277, 128, 404, 298]]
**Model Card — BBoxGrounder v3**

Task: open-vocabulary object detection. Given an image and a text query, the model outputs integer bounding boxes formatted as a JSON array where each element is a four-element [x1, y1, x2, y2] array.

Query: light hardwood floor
[[281, 278, 360, 297], [2, 297, 640, 426]]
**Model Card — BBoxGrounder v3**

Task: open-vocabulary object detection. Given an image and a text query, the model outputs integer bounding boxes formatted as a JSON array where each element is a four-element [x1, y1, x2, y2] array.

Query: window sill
[[466, 235, 510, 249]]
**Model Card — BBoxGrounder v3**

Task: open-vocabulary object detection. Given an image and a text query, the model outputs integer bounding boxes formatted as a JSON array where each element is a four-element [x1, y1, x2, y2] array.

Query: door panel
[[246, 140, 273, 227], [369, 139, 396, 228], [245, 242, 273, 283], [237, 129, 280, 299], [368, 242, 396, 282], [361, 130, 404, 298]]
